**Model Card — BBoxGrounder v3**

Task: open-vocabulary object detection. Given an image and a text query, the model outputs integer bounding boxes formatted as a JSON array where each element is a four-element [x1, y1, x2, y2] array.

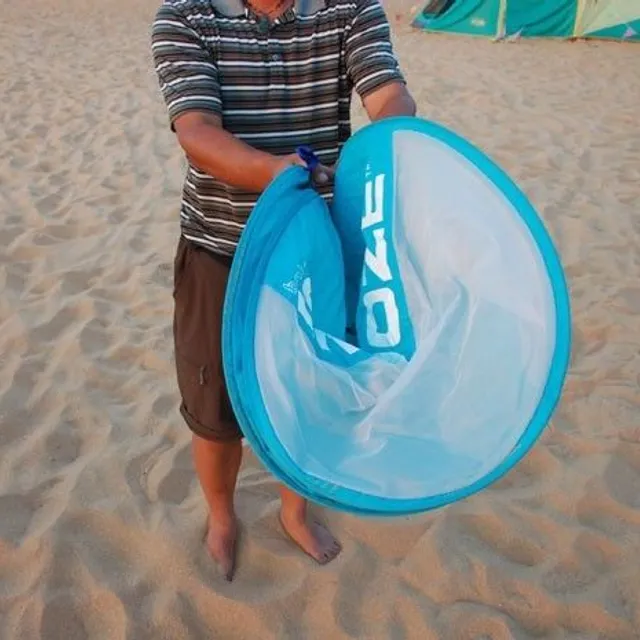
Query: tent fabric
[[577, 0, 640, 39], [503, 0, 576, 38], [416, 0, 503, 37], [222, 116, 571, 517], [413, 0, 640, 40]]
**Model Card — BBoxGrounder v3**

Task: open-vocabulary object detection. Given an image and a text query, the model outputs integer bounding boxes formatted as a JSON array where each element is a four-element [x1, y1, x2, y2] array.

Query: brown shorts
[[173, 236, 242, 442]]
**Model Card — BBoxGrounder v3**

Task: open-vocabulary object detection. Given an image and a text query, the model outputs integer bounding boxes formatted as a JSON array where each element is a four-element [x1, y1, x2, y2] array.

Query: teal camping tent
[[413, 0, 640, 41]]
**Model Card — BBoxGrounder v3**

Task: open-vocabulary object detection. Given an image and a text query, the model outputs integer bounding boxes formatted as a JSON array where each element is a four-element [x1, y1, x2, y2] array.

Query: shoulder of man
[[324, 0, 390, 25], [324, 0, 386, 11], [155, 0, 244, 18]]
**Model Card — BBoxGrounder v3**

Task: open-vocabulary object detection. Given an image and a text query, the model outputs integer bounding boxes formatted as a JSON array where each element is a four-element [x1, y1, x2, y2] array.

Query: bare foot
[[279, 511, 342, 565], [206, 516, 238, 581]]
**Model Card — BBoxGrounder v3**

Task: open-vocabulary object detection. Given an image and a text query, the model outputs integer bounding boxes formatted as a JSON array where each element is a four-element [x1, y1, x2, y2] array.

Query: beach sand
[[2, 0, 640, 638]]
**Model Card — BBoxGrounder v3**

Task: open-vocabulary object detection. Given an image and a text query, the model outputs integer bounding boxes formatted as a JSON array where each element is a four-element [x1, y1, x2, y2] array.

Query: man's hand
[[362, 81, 417, 122], [258, 152, 334, 188], [310, 162, 335, 187]]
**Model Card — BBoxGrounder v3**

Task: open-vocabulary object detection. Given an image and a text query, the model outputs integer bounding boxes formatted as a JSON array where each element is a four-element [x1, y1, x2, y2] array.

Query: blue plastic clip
[[296, 145, 320, 172]]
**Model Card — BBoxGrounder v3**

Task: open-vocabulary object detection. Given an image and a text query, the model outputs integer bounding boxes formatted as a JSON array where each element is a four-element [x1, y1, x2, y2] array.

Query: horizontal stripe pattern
[[152, 0, 404, 256]]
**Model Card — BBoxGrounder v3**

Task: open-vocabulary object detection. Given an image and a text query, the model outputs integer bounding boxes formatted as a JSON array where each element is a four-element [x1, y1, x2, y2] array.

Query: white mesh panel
[[253, 130, 557, 500]]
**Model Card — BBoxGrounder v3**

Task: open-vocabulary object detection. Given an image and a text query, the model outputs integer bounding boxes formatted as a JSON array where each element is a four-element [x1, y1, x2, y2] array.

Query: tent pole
[[496, 0, 508, 39], [573, 0, 586, 38]]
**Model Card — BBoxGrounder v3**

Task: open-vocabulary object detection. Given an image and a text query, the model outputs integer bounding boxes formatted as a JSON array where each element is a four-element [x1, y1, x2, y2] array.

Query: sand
[[1, 0, 640, 638]]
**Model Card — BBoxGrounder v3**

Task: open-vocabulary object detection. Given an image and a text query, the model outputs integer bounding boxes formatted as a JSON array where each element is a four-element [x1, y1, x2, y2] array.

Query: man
[[151, 0, 416, 581]]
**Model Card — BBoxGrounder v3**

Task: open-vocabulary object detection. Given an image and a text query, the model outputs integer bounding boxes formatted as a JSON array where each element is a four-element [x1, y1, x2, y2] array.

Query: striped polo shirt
[[152, 0, 405, 256]]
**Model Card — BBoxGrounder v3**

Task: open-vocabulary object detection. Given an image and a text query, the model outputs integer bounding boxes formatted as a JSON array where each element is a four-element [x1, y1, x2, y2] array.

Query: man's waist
[[181, 233, 236, 266]]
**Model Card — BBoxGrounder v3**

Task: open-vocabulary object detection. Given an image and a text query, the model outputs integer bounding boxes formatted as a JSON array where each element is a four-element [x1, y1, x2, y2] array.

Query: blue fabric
[[331, 130, 417, 359], [222, 116, 571, 516]]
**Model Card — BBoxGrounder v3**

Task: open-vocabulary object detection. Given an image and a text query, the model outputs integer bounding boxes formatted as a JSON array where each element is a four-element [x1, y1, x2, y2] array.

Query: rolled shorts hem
[[179, 402, 243, 443]]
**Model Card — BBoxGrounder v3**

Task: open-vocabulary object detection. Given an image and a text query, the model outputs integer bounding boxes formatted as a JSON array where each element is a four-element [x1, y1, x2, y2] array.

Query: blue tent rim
[[222, 116, 572, 517]]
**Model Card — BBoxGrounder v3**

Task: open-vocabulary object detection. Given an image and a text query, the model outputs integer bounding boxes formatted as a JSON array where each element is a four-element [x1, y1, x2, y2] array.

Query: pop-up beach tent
[[222, 117, 571, 517], [414, 0, 640, 41]]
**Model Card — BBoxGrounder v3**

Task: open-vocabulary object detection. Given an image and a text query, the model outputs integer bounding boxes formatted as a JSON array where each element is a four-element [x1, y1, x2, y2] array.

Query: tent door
[[422, 0, 456, 18]]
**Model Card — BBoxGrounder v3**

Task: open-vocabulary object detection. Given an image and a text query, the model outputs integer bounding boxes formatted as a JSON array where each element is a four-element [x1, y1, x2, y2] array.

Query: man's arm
[[172, 112, 298, 192], [151, 5, 300, 191], [362, 81, 416, 121], [344, 0, 417, 121]]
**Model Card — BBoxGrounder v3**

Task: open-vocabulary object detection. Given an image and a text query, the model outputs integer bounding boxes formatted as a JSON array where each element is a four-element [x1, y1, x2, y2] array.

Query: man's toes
[[221, 561, 234, 582], [318, 536, 341, 563], [217, 550, 235, 581], [206, 525, 238, 581], [320, 545, 340, 564]]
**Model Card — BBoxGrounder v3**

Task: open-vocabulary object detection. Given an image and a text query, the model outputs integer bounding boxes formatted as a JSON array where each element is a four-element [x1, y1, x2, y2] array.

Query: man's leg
[[192, 437, 340, 571], [279, 486, 342, 564], [192, 435, 242, 580], [173, 236, 244, 580]]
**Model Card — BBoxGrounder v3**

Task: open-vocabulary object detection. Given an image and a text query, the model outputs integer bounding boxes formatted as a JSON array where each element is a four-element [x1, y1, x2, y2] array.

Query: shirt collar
[[210, 0, 327, 18]]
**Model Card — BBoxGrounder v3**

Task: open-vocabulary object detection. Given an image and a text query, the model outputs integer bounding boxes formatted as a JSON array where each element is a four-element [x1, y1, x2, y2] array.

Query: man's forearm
[[175, 114, 282, 192], [364, 82, 417, 122], [371, 92, 417, 121]]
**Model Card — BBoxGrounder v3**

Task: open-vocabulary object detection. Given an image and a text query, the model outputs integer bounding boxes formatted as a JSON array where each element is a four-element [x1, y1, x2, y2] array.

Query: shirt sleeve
[[344, 0, 406, 99], [151, 4, 222, 128]]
